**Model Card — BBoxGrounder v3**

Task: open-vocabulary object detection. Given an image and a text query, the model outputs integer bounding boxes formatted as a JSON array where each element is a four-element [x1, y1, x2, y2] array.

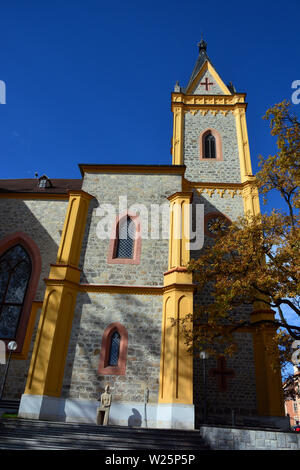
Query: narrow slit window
[[115, 216, 135, 259], [108, 331, 121, 366]]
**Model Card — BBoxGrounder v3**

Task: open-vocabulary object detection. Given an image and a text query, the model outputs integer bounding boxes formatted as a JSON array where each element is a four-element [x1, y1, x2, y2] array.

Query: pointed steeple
[[185, 35, 212, 91]]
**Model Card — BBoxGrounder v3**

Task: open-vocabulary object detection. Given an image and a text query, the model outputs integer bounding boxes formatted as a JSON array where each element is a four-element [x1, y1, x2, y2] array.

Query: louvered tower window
[[204, 132, 216, 158], [115, 216, 135, 259], [108, 331, 121, 366], [0, 244, 32, 339]]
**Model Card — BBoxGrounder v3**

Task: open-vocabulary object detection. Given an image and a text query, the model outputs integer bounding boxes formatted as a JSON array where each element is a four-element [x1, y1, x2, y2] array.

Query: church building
[[0, 40, 286, 429]]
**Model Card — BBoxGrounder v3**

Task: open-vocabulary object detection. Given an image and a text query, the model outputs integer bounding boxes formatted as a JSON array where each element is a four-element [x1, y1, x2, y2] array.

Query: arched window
[[0, 232, 41, 355], [0, 245, 32, 339], [115, 216, 135, 259], [199, 128, 223, 161], [107, 212, 141, 265], [204, 132, 216, 158], [98, 322, 128, 375], [108, 330, 121, 366]]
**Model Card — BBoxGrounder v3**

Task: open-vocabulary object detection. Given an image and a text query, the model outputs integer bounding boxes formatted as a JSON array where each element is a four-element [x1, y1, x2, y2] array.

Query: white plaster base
[[18, 395, 195, 429]]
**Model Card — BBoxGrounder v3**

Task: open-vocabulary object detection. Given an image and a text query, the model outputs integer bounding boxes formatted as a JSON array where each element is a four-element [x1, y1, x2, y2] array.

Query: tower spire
[[198, 33, 207, 52], [185, 36, 211, 92]]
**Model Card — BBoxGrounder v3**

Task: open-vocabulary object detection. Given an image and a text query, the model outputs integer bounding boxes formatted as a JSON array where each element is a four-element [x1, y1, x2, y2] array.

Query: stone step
[[0, 429, 205, 448], [0, 418, 201, 438], [0, 418, 209, 450], [0, 435, 206, 450], [0, 399, 20, 413]]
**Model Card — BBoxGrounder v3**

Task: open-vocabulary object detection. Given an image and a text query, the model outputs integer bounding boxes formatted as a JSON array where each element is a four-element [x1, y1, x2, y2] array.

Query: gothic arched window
[[0, 244, 32, 340], [107, 212, 141, 265], [108, 330, 121, 366], [98, 322, 128, 375], [199, 128, 223, 161], [115, 216, 135, 259], [204, 132, 216, 158]]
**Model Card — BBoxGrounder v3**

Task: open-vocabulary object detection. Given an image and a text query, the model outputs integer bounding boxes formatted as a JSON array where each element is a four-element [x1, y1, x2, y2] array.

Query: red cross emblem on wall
[[200, 77, 214, 91], [209, 356, 235, 391]]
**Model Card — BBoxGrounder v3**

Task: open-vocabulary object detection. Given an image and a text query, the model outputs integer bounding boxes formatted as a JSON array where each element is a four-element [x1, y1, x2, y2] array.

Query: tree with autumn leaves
[[180, 100, 300, 392]]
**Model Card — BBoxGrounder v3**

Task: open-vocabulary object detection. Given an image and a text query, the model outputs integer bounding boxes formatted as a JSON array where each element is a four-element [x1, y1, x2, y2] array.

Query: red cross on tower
[[200, 77, 214, 91], [209, 356, 235, 391]]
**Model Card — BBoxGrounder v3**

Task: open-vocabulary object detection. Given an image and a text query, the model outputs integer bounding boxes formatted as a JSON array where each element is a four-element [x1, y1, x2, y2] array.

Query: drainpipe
[[144, 387, 149, 428]]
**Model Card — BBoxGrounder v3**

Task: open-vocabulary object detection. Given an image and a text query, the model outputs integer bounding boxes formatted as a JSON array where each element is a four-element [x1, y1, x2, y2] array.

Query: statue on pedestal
[[96, 385, 112, 425]]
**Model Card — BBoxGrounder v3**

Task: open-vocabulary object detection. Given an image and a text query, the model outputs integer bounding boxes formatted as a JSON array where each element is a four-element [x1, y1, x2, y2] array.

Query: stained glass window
[[0, 244, 31, 339], [204, 133, 216, 158], [108, 331, 121, 366], [115, 216, 135, 259]]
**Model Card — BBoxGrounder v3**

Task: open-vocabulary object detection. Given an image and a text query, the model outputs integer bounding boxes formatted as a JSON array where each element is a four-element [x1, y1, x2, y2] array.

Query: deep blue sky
[[0, 1, 299, 361], [0, 0, 299, 186]]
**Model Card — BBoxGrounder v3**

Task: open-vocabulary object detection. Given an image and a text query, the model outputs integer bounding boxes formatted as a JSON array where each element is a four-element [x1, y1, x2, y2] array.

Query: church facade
[[0, 41, 285, 429]]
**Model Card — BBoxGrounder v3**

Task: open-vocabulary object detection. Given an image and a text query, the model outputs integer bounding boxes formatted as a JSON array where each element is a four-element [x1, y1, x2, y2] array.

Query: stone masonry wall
[[192, 70, 224, 95], [80, 172, 182, 285], [200, 425, 300, 450], [62, 292, 163, 404], [183, 111, 241, 183], [62, 171, 182, 404], [0, 198, 68, 298], [0, 198, 68, 400], [191, 189, 258, 419], [194, 333, 257, 426]]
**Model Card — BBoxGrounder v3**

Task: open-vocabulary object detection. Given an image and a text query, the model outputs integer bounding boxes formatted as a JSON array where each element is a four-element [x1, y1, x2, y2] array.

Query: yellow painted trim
[[167, 192, 193, 269], [171, 106, 184, 165], [171, 101, 247, 117], [159, 291, 194, 404], [172, 93, 246, 106], [251, 311, 285, 417], [185, 61, 231, 95], [242, 180, 261, 217], [23, 190, 93, 397], [56, 190, 94, 267], [159, 191, 195, 405], [163, 269, 194, 287], [234, 106, 254, 183]]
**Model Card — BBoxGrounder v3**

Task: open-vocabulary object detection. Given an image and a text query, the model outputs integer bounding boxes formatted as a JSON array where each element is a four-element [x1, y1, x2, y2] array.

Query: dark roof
[[184, 38, 212, 92], [0, 178, 82, 194]]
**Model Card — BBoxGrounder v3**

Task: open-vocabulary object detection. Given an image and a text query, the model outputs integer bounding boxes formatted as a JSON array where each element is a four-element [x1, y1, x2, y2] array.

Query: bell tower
[[168, 40, 285, 426], [171, 39, 254, 187]]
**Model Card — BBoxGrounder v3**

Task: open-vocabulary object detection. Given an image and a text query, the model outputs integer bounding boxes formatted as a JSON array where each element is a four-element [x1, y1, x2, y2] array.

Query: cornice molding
[[171, 93, 247, 116], [79, 283, 164, 295], [182, 178, 259, 200], [79, 164, 186, 177]]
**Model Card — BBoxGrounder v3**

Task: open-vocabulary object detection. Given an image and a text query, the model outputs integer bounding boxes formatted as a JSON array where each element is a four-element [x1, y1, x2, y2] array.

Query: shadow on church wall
[[190, 189, 257, 426], [0, 198, 67, 400], [128, 408, 142, 427]]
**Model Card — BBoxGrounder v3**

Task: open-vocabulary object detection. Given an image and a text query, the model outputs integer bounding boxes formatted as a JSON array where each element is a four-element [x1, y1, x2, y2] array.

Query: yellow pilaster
[[159, 286, 194, 404], [251, 310, 285, 417], [234, 106, 253, 183], [159, 192, 194, 405], [24, 190, 93, 397], [171, 105, 184, 165], [242, 178, 284, 418], [167, 192, 192, 269], [242, 179, 261, 217]]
